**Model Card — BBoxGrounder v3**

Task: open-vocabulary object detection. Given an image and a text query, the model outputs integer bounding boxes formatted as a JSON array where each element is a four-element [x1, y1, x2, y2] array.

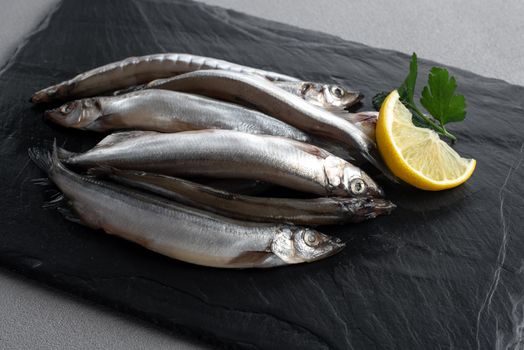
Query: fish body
[[145, 70, 390, 176], [61, 130, 383, 198], [112, 80, 362, 111], [103, 169, 395, 225], [44, 89, 310, 142], [28, 146, 344, 268], [31, 53, 299, 103]]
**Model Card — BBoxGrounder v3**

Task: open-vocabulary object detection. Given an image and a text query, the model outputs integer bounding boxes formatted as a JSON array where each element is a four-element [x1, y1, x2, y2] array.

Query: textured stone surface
[[1, 0, 523, 349]]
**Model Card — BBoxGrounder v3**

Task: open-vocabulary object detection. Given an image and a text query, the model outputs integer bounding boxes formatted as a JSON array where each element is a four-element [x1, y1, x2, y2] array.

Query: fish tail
[[28, 146, 53, 175], [28, 140, 64, 175]]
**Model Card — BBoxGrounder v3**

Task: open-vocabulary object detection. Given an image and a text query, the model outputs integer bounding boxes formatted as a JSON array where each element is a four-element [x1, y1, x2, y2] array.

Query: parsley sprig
[[373, 53, 467, 142]]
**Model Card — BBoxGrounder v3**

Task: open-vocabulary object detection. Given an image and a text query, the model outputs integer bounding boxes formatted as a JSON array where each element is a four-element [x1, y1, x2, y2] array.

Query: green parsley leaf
[[372, 91, 389, 111], [420, 67, 466, 125], [398, 52, 418, 105]]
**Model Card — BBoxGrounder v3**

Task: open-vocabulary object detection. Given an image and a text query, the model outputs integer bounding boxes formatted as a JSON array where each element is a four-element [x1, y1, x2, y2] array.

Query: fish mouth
[[337, 197, 396, 221], [345, 91, 363, 107], [43, 107, 67, 124], [308, 237, 345, 262], [44, 101, 80, 125], [320, 237, 346, 260], [360, 171, 384, 197], [358, 198, 396, 220]]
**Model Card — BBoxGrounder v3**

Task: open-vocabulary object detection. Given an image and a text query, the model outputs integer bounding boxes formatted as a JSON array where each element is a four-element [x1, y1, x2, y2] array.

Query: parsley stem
[[406, 102, 457, 142]]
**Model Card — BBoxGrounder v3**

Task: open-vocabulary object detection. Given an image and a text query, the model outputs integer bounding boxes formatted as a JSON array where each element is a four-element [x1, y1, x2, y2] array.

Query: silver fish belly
[[102, 169, 396, 225], [145, 70, 391, 176], [44, 89, 310, 142], [61, 130, 383, 198], [28, 147, 345, 268], [31, 53, 299, 103]]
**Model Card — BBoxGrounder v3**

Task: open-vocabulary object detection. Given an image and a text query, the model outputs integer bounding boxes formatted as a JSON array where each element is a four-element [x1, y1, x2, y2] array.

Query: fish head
[[322, 84, 362, 109], [271, 226, 345, 264], [44, 98, 103, 130], [324, 156, 384, 197], [301, 83, 361, 109], [337, 198, 396, 221]]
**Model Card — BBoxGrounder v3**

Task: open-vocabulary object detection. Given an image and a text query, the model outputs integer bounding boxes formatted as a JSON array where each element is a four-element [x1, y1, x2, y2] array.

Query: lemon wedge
[[376, 90, 476, 190]]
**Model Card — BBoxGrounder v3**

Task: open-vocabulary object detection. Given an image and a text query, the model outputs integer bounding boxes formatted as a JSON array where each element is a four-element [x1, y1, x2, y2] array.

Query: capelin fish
[[60, 130, 384, 198], [28, 146, 344, 268], [44, 89, 310, 142], [31, 53, 299, 103], [145, 70, 394, 179], [273, 81, 362, 111], [112, 81, 362, 112], [97, 168, 395, 226]]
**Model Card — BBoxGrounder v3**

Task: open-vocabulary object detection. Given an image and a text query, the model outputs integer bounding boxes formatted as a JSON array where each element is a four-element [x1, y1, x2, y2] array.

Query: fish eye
[[304, 231, 320, 247], [330, 86, 344, 98], [350, 178, 366, 195], [60, 103, 75, 114]]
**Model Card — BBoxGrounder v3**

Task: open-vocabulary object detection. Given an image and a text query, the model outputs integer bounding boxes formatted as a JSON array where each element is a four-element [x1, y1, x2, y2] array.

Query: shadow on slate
[[1, 0, 524, 348]]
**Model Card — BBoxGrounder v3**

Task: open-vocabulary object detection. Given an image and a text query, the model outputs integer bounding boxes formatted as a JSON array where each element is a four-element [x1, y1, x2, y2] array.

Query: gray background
[[1, 1, 522, 349]]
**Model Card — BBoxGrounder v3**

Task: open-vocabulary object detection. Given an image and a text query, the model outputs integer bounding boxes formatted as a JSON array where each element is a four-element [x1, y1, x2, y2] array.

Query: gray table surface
[[1, 1, 523, 349]]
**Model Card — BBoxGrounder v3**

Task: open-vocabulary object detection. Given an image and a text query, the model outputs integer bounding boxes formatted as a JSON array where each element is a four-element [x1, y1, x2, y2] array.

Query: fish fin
[[28, 146, 53, 174], [228, 251, 276, 267], [42, 193, 65, 209], [56, 202, 86, 225], [31, 177, 51, 186], [87, 113, 119, 131], [94, 131, 158, 149], [44, 196, 89, 226]]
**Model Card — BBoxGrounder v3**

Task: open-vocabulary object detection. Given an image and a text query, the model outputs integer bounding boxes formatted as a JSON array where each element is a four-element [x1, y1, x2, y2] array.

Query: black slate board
[[1, 0, 524, 348]]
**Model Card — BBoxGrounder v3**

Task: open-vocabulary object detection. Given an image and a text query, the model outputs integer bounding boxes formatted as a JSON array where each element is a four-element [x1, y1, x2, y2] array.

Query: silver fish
[[60, 130, 384, 198], [44, 89, 310, 142], [145, 70, 392, 177], [274, 81, 362, 110], [28, 146, 344, 268], [112, 80, 362, 111], [31, 53, 299, 103], [98, 168, 395, 226]]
